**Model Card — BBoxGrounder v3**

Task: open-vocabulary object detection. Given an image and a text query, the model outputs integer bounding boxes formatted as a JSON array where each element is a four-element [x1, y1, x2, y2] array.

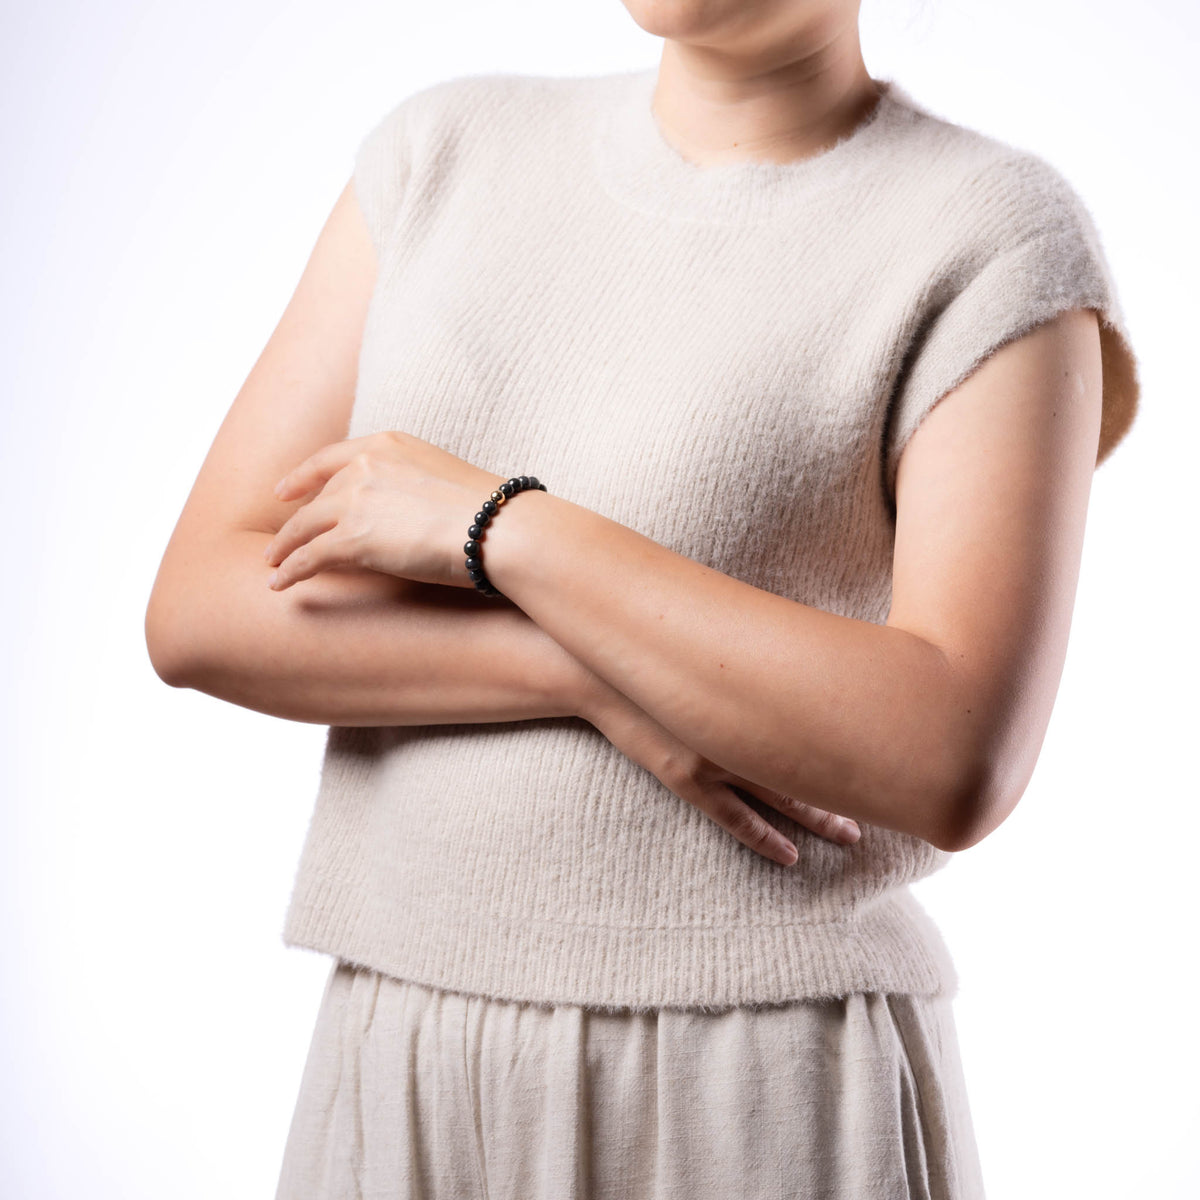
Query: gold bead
[[491, 490, 505, 505]]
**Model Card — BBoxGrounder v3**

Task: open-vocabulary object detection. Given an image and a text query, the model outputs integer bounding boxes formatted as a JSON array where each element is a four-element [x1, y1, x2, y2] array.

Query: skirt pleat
[[274, 960, 986, 1200]]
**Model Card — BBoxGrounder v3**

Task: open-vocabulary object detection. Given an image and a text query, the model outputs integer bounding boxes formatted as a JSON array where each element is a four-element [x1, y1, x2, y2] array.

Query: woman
[[146, 1, 1139, 1196]]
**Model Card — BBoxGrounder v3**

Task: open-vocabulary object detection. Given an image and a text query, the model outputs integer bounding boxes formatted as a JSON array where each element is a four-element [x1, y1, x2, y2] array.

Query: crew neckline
[[592, 66, 909, 225]]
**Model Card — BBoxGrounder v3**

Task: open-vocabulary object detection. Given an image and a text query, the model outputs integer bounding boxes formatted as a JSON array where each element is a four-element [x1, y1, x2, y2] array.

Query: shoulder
[[880, 83, 1099, 253], [878, 86, 1139, 493], [350, 69, 606, 256], [359, 69, 601, 159]]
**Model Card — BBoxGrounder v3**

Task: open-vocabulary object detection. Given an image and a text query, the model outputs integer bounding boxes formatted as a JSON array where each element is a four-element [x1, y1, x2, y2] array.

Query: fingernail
[[267, 571, 278, 588], [842, 822, 861, 843], [273, 478, 287, 496], [778, 839, 799, 866]]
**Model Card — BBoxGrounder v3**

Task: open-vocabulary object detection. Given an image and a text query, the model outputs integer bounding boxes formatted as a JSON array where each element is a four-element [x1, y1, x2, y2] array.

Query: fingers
[[709, 792, 802, 866], [265, 507, 349, 590], [698, 788, 862, 866], [274, 433, 391, 501], [773, 794, 861, 845], [796, 806, 864, 844], [742, 782, 861, 846], [582, 695, 858, 867], [264, 494, 338, 565], [273, 447, 341, 501], [665, 773, 801, 867], [267, 528, 354, 590]]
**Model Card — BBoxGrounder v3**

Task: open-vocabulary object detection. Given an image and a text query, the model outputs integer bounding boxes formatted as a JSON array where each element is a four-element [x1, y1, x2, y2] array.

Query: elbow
[[927, 747, 1008, 854], [930, 792, 987, 854], [144, 590, 200, 689], [899, 644, 1035, 854], [145, 620, 190, 689]]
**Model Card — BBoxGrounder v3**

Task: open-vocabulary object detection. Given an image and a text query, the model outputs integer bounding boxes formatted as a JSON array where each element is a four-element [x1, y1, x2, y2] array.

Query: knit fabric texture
[[281, 66, 1141, 1013]]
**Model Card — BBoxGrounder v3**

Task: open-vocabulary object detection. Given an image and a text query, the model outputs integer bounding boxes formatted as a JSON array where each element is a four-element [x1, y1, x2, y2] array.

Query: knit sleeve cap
[[351, 95, 415, 261], [883, 150, 1140, 504]]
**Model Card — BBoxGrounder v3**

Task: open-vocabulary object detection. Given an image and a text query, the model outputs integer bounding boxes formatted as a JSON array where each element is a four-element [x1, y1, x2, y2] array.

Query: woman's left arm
[[478, 308, 1105, 854], [266, 307, 1104, 853]]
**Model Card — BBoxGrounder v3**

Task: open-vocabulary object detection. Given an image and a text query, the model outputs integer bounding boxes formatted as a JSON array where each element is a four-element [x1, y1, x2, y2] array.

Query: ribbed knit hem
[[282, 871, 958, 1014]]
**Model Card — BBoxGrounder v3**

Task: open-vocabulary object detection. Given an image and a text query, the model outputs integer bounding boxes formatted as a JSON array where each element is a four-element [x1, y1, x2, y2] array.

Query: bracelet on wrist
[[463, 475, 547, 599]]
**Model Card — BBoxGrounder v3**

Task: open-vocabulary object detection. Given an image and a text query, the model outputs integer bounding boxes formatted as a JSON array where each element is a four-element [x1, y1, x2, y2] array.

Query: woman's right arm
[[144, 176, 596, 727], [143, 178, 857, 857]]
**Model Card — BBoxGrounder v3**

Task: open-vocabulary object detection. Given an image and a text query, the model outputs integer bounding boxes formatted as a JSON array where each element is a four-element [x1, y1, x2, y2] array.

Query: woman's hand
[[262, 429, 861, 863], [263, 430, 505, 592], [577, 673, 861, 865]]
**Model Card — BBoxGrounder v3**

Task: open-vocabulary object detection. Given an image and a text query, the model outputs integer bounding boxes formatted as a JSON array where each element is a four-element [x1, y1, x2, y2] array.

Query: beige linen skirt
[[274, 959, 986, 1200]]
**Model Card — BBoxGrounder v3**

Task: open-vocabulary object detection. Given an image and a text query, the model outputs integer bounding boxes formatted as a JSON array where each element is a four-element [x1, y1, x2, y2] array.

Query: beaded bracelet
[[464, 475, 547, 599]]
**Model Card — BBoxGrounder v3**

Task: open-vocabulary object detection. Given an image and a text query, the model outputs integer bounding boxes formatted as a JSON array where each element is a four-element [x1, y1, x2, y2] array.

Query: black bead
[[468, 523, 483, 539], [474, 511, 490, 527], [467, 568, 485, 582], [507, 477, 522, 492], [465, 556, 481, 571], [482, 500, 498, 516], [527, 476, 540, 490], [499, 481, 515, 498], [517, 475, 530, 490], [464, 539, 480, 557]]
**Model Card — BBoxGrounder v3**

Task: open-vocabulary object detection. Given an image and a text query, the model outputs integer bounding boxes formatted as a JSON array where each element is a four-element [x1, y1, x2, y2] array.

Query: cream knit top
[[281, 66, 1140, 1012]]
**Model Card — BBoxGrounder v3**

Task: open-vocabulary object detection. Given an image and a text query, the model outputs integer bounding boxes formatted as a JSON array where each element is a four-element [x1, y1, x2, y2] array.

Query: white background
[[2, 1, 1196, 1196]]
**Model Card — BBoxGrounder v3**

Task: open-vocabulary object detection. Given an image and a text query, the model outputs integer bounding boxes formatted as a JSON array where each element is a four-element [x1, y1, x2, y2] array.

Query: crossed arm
[[468, 293, 1104, 856], [145, 179, 1104, 857]]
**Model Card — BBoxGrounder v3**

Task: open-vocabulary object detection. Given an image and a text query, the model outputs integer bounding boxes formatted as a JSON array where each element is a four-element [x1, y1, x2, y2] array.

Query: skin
[[142, 178, 859, 864], [620, 0, 884, 170], [145, 0, 1104, 863]]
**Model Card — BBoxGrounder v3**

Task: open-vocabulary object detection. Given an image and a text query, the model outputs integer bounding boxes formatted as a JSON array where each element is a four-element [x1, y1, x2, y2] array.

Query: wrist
[[564, 657, 622, 727], [462, 475, 548, 599], [531, 624, 610, 723]]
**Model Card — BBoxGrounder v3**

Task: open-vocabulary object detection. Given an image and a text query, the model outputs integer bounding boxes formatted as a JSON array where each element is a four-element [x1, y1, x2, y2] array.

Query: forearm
[[480, 492, 982, 849], [148, 530, 601, 726]]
